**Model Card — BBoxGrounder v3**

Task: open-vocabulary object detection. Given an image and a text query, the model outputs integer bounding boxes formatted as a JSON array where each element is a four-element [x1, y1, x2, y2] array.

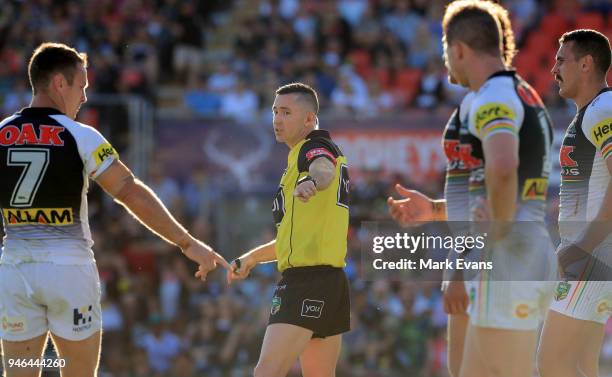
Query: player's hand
[[387, 184, 434, 226], [557, 243, 591, 280], [443, 280, 469, 315], [294, 180, 317, 203], [181, 238, 230, 281], [227, 254, 256, 284]]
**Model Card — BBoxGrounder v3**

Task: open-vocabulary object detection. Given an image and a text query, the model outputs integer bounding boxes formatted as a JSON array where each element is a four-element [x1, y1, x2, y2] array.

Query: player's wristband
[[298, 175, 317, 188]]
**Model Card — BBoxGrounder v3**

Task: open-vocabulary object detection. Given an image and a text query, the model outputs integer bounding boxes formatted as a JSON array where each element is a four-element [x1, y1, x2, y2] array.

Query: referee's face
[[272, 94, 310, 148]]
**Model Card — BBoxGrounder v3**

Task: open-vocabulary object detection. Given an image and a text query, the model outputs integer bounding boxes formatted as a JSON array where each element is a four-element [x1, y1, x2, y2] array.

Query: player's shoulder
[[582, 89, 612, 145], [460, 91, 476, 107], [474, 73, 517, 104], [459, 91, 476, 120], [584, 89, 612, 122], [0, 114, 20, 128], [50, 114, 106, 142], [51, 114, 97, 133]]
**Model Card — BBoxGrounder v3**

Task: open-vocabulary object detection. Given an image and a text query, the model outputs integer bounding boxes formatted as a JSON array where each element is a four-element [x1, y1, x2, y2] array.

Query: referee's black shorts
[[268, 265, 350, 338]]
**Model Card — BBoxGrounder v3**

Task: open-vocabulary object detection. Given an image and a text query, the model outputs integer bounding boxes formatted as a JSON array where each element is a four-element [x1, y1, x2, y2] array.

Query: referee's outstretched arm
[[228, 240, 277, 283], [293, 157, 336, 202]]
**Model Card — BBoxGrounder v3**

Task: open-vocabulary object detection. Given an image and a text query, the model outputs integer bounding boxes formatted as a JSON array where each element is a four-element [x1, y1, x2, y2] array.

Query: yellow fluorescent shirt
[[272, 130, 349, 271]]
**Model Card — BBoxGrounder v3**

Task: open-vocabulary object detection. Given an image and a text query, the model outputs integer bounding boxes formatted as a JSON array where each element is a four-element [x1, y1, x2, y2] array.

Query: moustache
[[556, 75, 563, 82]]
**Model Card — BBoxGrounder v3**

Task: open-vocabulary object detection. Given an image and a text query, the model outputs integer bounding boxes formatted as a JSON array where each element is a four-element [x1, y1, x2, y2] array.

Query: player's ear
[[454, 41, 466, 60], [51, 72, 66, 92], [580, 54, 593, 73], [305, 111, 316, 129]]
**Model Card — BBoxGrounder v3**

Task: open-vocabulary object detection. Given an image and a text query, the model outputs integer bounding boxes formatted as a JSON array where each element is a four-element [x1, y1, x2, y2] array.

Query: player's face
[[64, 63, 88, 119], [552, 42, 579, 99], [272, 94, 310, 147]]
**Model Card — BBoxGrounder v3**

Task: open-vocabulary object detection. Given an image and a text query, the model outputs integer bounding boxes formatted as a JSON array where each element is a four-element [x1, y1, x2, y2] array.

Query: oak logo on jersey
[[93, 143, 118, 165], [444, 140, 460, 162], [0, 124, 64, 146], [3, 208, 73, 226], [560, 145, 581, 176], [474, 103, 516, 137], [458, 144, 482, 169], [521, 178, 548, 200]]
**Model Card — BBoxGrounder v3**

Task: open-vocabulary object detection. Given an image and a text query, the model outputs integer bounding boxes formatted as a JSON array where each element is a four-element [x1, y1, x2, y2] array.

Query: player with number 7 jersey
[[0, 43, 227, 377], [0, 108, 117, 263]]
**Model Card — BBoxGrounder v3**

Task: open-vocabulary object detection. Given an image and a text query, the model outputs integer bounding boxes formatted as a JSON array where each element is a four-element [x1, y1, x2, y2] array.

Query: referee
[[228, 83, 350, 377]]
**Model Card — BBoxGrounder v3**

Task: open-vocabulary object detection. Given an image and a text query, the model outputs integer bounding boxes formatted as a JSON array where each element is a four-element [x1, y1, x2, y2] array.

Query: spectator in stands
[[220, 78, 259, 123]]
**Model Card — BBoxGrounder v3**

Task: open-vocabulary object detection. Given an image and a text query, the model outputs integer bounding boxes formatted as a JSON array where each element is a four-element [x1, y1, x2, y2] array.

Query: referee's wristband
[[298, 175, 318, 188]]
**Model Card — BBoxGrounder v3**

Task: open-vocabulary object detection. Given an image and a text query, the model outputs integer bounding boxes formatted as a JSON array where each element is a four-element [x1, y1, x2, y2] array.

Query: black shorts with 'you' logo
[[268, 265, 350, 338]]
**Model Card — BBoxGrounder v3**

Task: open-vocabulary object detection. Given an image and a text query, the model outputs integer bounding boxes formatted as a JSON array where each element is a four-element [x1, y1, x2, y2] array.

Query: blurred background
[[0, 0, 611, 376]]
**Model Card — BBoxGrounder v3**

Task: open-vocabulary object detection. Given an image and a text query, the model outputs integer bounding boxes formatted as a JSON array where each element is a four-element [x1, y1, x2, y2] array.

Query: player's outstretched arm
[[293, 157, 335, 202], [386, 183, 446, 225], [95, 159, 230, 280], [227, 240, 277, 284]]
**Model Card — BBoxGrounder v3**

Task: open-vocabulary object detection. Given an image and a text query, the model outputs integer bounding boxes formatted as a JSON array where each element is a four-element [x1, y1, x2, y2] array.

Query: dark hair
[[275, 82, 319, 114], [489, 1, 516, 67], [28, 42, 88, 94], [559, 29, 611, 77], [443, 0, 502, 57]]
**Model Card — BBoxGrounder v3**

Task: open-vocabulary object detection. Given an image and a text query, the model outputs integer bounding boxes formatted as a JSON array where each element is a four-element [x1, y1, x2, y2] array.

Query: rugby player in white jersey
[[442, 1, 556, 376], [538, 29, 612, 377], [387, 3, 518, 376], [0, 43, 229, 377]]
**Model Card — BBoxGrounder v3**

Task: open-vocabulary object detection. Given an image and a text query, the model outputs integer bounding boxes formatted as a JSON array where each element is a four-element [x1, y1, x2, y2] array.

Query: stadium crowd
[[0, 0, 612, 376]]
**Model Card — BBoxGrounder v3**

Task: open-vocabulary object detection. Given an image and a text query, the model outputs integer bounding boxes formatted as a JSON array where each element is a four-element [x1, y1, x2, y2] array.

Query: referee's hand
[[294, 180, 316, 202], [227, 255, 256, 285]]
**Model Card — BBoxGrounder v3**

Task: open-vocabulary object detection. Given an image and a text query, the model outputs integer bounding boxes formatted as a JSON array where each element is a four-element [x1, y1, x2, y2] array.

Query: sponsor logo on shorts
[[1, 316, 27, 333], [514, 303, 534, 319], [301, 299, 324, 318], [271, 296, 281, 315], [596, 300, 611, 315], [73, 305, 93, 332], [555, 281, 572, 301], [521, 178, 547, 201], [3, 208, 73, 226]]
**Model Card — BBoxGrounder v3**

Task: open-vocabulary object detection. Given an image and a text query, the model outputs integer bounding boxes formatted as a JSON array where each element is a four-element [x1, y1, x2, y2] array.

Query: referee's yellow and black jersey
[[273, 130, 349, 272]]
